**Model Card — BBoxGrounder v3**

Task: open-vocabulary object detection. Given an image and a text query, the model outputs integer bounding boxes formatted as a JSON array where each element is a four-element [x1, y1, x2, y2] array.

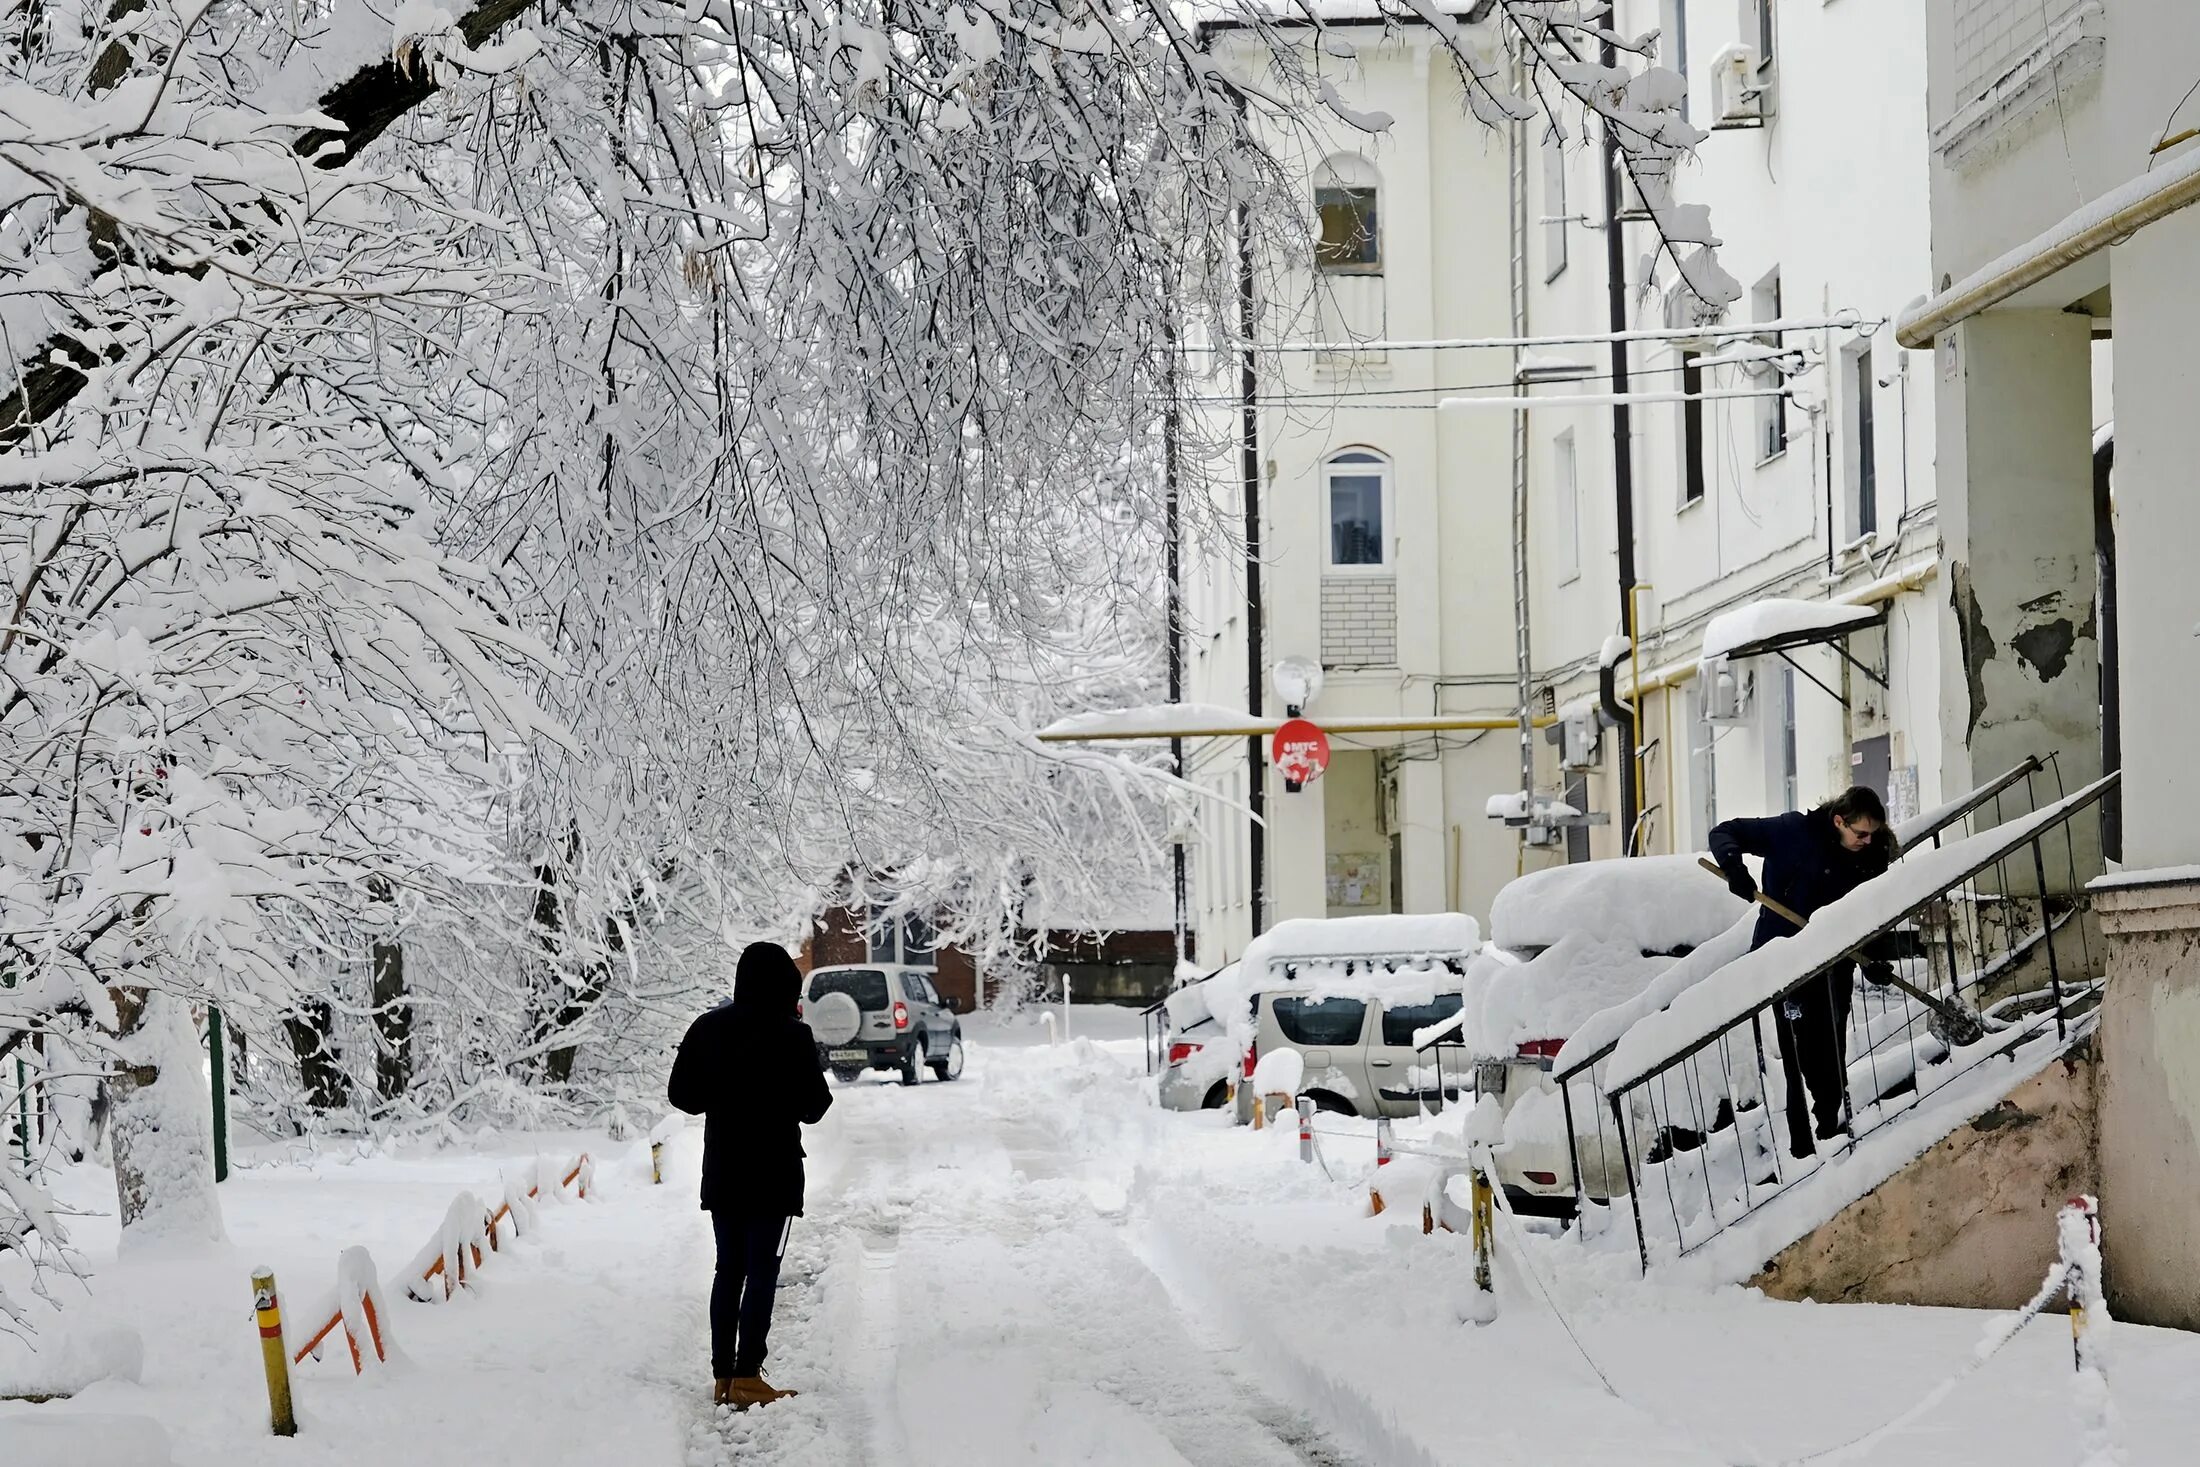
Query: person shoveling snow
[[1710, 787, 1907, 1161]]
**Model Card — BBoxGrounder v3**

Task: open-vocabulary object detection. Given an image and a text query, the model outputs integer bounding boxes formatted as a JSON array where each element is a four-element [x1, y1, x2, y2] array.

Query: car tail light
[[1166, 1041, 1203, 1066], [893, 1001, 909, 1032], [1242, 1047, 1258, 1079], [1524, 1171, 1559, 1187], [1516, 1038, 1565, 1061], [795, 1001, 804, 1019]]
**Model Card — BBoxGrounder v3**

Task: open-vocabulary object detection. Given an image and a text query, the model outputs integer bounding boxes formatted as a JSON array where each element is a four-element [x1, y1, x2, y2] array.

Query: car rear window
[[1380, 993, 1463, 1047], [1271, 996, 1366, 1047], [808, 970, 889, 1010]]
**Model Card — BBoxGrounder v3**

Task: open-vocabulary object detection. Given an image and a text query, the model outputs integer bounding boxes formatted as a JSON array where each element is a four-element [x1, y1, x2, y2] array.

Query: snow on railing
[[1585, 770, 2114, 1275], [289, 1152, 591, 1370]]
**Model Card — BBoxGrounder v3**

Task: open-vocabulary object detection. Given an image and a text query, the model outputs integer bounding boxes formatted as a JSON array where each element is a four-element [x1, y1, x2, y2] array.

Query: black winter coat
[[1709, 809, 1892, 954], [668, 944, 832, 1218]]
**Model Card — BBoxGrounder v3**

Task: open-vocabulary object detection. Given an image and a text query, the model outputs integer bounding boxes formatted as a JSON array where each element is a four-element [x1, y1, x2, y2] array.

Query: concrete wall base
[[2096, 874, 2200, 1330], [1752, 1038, 2098, 1310]]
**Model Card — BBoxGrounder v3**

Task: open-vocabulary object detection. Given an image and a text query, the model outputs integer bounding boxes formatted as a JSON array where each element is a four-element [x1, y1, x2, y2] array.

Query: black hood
[[729, 942, 802, 1027]]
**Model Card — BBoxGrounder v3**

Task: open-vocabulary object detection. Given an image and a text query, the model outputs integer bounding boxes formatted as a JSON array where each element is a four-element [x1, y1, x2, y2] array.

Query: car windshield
[[1272, 996, 1366, 1047], [808, 969, 890, 1010], [1380, 993, 1463, 1047]]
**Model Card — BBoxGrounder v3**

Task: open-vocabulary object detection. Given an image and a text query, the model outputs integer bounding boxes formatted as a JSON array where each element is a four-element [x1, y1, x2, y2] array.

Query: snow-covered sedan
[[1453, 856, 1750, 1213]]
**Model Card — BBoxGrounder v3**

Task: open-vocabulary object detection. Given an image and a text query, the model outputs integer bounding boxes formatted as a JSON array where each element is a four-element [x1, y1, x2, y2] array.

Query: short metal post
[[1296, 1097, 1313, 1164], [1371, 1118, 1392, 1214], [1613, 1092, 1650, 1277], [650, 1141, 663, 1185], [1560, 1077, 1586, 1218], [252, 1269, 298, 1437], [1470, 1158, 1496, 1295], [2031, 838, 2069, 1040]]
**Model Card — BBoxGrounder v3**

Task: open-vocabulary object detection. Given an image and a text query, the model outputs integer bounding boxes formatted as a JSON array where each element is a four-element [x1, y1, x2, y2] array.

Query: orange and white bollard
[[1371, 1118, 1393, 1215], [1297, 1097, 1314, 1164]]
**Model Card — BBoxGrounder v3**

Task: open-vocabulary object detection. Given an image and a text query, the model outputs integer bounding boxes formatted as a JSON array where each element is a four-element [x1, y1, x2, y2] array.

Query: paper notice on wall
[[1327, 852, 1385, 909], [1888, 765, 1921, 826]]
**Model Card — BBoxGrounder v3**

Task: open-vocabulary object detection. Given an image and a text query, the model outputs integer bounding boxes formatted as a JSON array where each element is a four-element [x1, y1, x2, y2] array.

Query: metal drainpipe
[[1238, 193, 1266, 936], [1600, 37, 1639, 853], [2095, 434, 2120, 862]]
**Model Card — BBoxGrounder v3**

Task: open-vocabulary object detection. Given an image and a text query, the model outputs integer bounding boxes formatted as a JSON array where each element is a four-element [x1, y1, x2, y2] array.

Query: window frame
[[1314, 183, 1382, 275], [1680, 350, 1708, 506], [1849, 342, 1878, 538], [1752, 269, 1787, 465], [1322, 449, 1393, 573], [1541, 135, 1569, 282]]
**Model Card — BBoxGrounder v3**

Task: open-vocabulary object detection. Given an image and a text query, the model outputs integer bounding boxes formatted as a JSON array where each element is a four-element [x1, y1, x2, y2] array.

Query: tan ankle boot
[[712, 1378, 733, 1406], [727, 1376, 796, 1408]]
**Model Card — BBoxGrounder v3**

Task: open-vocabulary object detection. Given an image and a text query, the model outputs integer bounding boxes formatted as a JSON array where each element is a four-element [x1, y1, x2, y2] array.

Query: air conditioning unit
[[1704, 661, 1752, 724], [1711, 44, 1768, 127], [1560, 711, 1603, 771]]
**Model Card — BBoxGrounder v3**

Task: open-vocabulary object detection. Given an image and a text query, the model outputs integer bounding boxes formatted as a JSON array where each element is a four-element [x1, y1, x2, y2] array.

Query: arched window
[[1314, 155, 1380, 274], [1324, 449, 1389, 568]]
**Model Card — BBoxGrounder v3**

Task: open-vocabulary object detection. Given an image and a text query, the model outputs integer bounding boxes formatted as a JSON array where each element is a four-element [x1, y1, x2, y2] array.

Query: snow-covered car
[[1159, 914, 1481, 1122], [1157, 962, 1240, 1112], [1456, 856, 1750, 1213], [802, 964, 965, 1084]]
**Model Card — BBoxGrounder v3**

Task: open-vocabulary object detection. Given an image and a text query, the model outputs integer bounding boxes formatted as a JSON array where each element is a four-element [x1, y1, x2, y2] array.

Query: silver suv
[[802, 965, 965, 1085]]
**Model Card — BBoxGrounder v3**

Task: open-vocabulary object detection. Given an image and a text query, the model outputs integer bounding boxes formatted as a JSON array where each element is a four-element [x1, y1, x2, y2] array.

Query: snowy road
[[13, 1009, 2200, 1466], [696, 1017, 1365, 1467]]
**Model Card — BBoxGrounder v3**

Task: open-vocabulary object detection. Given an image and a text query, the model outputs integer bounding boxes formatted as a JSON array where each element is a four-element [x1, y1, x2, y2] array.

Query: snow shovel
[[1697, 858, 1988, 1047]]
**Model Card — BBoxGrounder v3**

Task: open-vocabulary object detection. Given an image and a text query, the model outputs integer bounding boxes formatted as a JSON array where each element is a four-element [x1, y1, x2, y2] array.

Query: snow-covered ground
[[5, 1006, 2196, 1465]]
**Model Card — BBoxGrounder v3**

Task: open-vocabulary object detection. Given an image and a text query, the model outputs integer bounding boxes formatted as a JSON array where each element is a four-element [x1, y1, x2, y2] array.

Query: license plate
[[828, 1049, 866, 1063]]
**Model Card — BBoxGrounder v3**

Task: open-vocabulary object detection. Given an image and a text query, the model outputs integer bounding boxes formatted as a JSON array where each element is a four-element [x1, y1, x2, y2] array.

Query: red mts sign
[[1272, 719, 1331, 789]]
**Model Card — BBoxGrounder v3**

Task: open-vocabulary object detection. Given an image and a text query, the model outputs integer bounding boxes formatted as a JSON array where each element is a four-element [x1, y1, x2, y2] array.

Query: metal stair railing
[[1539, 759, 2111, 1271]]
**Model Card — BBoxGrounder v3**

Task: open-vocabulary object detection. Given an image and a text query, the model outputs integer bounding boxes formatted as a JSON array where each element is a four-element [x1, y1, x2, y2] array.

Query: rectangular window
[[1328, 468, 1386, 566], [1780, 665, 1799, 811], [1753, 270, 1785, 463], [1662, 0, 1690, 120], [1853, 346, 1878, 536], [900, 913, 936, 966], [1748, 0, 1775, 65], [1689, 681, 1720, 850], [1681, 351, 1707, 504], [1315, 186, 1380, 273], [866, 910, 897, 964], [1541, 137, 1568, 280], [1554, 429, 1580, 580]]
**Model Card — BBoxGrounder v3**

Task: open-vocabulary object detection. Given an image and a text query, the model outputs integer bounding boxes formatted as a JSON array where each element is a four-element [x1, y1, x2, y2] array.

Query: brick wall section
[[1321, 574, 1397, 668], [1952, 0, 2052, 102]]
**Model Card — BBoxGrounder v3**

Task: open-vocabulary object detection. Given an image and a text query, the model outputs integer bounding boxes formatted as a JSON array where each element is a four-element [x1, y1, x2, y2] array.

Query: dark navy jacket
[[669, 945, 832, 1218], [1709, 809, 1892, 954]]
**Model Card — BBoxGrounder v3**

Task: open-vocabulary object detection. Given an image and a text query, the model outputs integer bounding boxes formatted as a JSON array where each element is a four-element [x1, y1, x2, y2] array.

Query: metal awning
[[1701, 598, 1888, 707]]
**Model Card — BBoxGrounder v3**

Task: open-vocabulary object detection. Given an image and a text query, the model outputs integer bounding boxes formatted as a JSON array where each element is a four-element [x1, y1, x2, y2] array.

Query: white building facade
[[1182, 1, 1949, 967]]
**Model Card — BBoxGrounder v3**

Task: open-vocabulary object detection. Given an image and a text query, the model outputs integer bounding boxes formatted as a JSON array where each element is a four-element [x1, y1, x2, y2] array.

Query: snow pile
[[2, 1414, 174, 1467], [1700, 598, 1879, 663], [0, 1324, 142, 1398], [1551, 914, 1756, 1077], [1488, 854, 1746, 954], [1242, 913, 1480, 969], [1252, 1049, 1304, 1098], [1037, 702, 1270, 739], [1459, 936, 1675, 1059], [1605, 779, 2109, 1093]]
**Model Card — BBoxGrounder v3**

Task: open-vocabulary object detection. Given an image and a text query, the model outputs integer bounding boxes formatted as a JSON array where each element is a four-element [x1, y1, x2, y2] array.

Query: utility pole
[[1164, 310, 1189, 964], [1601, 35, 1641, 854], [1238, 199, 1267, 935]]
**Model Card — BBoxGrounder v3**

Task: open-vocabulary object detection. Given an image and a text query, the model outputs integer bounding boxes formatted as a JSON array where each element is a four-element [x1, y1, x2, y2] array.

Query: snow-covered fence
[[289, 1153, 591, 1368], [289, 1248, 399, 1375]]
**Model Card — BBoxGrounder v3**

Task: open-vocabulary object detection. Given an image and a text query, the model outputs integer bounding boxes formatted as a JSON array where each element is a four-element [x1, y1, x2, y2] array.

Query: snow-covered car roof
[[1241, 912, 1481, 971], [1487, 854, 1747, 955]]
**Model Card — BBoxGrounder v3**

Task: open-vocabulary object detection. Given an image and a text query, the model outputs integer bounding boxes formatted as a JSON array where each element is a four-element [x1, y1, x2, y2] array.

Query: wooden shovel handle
[[1697, 856, 1810, 929]]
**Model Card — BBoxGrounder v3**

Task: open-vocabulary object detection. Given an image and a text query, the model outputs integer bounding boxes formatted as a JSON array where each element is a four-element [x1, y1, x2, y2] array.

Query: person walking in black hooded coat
[[668, 942, 832, 1409], [1710, 786, 1899, 1160]]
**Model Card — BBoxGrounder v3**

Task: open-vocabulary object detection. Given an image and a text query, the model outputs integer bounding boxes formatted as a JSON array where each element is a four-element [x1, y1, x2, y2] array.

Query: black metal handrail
[[1583, 769, 2115, 1273]]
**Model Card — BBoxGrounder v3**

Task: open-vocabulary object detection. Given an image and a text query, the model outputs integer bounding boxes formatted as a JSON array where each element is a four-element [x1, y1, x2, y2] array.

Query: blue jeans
[[710, 1212, 790, 1378]]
